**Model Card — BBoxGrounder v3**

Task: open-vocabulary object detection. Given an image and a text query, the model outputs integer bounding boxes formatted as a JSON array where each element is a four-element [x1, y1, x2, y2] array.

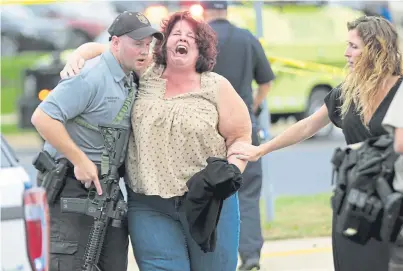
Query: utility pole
[[253, 0, 275, 223]]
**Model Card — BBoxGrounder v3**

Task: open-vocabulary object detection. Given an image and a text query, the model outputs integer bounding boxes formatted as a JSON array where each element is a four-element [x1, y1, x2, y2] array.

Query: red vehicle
[[26, 2, 118, 48]]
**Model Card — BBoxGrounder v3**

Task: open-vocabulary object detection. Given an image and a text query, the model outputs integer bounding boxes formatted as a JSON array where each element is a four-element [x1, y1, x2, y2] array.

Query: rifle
[[32, 150, 70, 204], [60, 123, 129, 271]]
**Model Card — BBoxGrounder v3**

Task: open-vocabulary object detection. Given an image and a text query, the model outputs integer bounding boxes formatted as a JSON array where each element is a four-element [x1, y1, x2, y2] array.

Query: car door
[[0, 135, 32, 271]]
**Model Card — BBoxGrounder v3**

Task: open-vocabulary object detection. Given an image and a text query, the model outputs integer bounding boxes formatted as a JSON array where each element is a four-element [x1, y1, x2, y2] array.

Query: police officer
[[200, 1, 275, 270], [31, 11, 163, 271]]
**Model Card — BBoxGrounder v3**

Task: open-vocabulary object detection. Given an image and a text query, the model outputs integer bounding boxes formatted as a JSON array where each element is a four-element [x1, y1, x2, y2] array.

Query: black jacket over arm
[[184, 157, 243, 253]]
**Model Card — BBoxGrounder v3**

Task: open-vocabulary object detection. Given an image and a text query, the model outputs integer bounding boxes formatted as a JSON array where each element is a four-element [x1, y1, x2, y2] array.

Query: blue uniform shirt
[[39, 50, 133, 163]]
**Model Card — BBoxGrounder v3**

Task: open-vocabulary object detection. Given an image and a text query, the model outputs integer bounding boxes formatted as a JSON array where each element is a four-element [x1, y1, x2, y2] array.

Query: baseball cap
[[108, 11, 164, 41], [200, 1, 228, 10]]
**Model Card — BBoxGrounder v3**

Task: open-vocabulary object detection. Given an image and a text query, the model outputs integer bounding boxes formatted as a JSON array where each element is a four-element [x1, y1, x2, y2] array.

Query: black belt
[[65, 163, 125, 179], [64, 163, 102, 180]]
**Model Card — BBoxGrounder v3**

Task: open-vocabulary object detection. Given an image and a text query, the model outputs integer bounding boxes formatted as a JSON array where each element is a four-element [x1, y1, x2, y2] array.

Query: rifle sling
[[72, 75, 136, 176]]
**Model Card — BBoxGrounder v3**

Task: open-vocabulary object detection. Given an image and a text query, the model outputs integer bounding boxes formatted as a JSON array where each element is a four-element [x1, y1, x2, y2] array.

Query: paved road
[[125, 237, 334, 271], [263, 133, 345, 196]]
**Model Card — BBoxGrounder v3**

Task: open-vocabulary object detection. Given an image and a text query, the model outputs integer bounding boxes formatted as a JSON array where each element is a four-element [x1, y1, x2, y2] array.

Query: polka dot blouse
[[125, 64, 227, 198]]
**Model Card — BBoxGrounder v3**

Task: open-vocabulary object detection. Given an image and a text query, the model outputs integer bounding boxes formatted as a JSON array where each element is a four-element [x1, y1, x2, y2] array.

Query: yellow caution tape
[[271, 65, 343, 79], [258, 38, 346, 76], [269, 56, 346, 76]]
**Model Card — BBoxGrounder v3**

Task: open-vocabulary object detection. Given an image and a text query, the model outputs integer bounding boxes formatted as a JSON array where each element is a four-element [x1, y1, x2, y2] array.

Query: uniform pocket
[[49, 240, 78, 271]]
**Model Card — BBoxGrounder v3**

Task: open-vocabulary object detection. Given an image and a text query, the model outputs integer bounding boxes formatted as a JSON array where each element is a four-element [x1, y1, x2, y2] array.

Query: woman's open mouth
[[175, 45, 188, 55]]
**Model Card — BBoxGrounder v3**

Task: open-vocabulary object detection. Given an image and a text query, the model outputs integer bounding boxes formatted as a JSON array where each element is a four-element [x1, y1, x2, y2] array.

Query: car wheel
[[1, 36, 19, 57], [270, 115, 281, 124], [305, 87, 334, 138]]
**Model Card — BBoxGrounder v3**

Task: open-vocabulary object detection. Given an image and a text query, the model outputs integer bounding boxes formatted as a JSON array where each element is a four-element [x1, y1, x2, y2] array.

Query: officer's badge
[[136, 13, 149, 24]]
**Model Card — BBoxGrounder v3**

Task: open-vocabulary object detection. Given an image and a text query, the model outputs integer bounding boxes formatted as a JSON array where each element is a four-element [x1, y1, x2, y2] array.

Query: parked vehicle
[[1, 5, 72, 56], [0, 134, 50, 271], [26, 1, 118, 48], [225, 2, 362, 137], [18, 51, 65, 129]]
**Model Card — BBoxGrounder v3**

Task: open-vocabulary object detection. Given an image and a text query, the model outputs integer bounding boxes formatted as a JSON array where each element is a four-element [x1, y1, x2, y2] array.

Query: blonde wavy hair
[[340, 16, 402, 123]]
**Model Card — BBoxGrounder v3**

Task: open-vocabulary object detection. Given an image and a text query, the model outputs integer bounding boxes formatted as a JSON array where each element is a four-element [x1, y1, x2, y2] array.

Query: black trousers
[[38, 173, 129, 271], [332, 211, 390, 271]]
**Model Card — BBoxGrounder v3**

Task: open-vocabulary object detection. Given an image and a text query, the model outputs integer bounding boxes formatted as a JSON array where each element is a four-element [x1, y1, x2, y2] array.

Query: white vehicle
[[1, 134, 49, 271]]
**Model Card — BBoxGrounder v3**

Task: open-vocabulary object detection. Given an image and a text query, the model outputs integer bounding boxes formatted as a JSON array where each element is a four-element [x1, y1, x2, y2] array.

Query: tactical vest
[[331, 134, 401, 244]]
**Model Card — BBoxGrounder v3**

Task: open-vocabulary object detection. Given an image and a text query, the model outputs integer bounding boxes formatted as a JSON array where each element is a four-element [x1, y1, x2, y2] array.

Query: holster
[[331, 147, 356, 215], [331, 134, 403, 245], [381, 193, 403, 242], [336, 188, 383, 245], [33, 151, 71, 205], [377, 170, 403, 243]]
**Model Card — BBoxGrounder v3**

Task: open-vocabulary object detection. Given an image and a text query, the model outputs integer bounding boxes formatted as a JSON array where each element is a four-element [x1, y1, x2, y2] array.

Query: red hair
[[154, 11, 218, 73]]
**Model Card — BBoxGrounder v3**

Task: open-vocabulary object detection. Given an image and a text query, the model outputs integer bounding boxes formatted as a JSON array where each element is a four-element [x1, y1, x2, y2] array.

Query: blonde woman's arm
[[217, 77, 252, 173], [228, 105, 331, 161]]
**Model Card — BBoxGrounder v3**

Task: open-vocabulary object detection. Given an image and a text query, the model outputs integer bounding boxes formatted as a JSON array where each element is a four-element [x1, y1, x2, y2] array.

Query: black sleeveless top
[[325, 76, 403, 145], [325, 76, 402, 271]]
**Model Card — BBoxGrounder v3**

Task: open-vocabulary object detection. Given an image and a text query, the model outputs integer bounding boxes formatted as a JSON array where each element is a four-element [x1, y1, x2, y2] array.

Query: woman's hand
[[227, 142, 264, 162], [60, 53, 85, 79]]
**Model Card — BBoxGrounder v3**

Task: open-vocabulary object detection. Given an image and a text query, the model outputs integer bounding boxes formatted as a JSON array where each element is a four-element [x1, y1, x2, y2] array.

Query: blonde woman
[[228, 16, 403, 271]]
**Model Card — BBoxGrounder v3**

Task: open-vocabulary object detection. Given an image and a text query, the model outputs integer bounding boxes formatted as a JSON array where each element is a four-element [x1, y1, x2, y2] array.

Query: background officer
[[200, 1, 276, 270]]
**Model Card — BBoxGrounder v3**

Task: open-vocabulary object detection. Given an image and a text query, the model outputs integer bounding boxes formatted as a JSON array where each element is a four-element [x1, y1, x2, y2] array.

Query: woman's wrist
[[258, 142, 271, 157]]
